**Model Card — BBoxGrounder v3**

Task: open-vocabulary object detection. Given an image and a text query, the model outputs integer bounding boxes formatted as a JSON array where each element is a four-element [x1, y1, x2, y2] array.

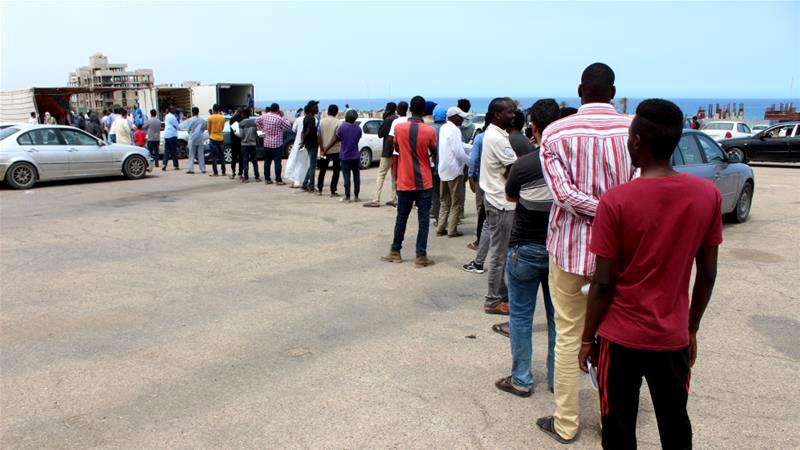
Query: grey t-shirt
[[509, 130, 534, 157], [143, 118, 161, 142]]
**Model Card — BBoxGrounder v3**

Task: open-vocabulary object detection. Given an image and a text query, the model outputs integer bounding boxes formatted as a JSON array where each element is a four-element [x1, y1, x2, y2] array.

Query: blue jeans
[[391, 189, 432, 257], [241, 145, 260, 180], [163, 137, 179, 168], [302, 144, 318, 188], [146, 141, 160, 164], [109, 134, 116, 143], [263, 146, 283, 181], [209, 139, 226, 175], [507, 243, 556, 390]]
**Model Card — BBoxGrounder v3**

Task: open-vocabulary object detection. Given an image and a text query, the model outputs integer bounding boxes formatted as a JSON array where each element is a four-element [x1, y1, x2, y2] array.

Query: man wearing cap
[[436, 107, 471, 237], [256, 103, 291, 185], [301, 101, 321, 192]]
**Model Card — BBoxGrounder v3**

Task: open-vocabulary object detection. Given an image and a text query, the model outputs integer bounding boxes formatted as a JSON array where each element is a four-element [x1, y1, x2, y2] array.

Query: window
[[737, 123, 751, 133], [0, 127, 19, 141], [702, 122, 733, 131], [676, 135, 704, 165], [766, 125, 795, 138], [59, 129, 100, 145], [697, 134, 726, 163], [363, 120, 381, 135], [18, 128, 62, 146]]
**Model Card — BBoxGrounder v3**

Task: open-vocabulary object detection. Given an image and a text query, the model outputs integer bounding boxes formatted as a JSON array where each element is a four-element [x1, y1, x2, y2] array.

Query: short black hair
[[409, 96, 426, 116], [488, 97, 513, 117], [512, 110, 525, 131], [632, 98, 684, 161], [242, 107, 251, 118], [328, 104, 339, 116], [385, 102, 397, 114], [345, 109, 358, 123], [30, 112, 36, 117], [397, 101, 409, 114], [192, 106, 200, 116], [559, 106, 578, 118], [580, 62, 615, 101], [212, 104, 220, 113], [270, 103, 280, 112], [457, 98, 471, 112], [529, 99, 560, 133], [150, 109, 157, 117]]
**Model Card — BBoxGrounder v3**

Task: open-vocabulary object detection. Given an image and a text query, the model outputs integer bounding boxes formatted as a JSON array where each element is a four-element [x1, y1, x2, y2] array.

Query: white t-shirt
[[388, 115, 409, 137], [27, 117, 37, 124], [479, 124, 517, 210]]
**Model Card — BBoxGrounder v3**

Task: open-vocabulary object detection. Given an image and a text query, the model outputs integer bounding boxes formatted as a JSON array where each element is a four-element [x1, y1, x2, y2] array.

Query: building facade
[[69, 53, 154, 112]]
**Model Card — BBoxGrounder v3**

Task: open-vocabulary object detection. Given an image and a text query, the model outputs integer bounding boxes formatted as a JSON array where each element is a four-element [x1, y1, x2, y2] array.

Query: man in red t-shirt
[[578, 99, 722, 449], [381, 95, 438, 268]]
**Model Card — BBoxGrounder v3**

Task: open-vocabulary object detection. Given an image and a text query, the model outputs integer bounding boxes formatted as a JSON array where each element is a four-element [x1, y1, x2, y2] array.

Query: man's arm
[[688, 245, 718, 367], [579, 256, 616, 372], [540, 139, 599, 217]]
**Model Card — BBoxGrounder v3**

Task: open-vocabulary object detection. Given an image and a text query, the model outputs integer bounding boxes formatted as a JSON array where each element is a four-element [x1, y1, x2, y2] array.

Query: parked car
[[355, 118, 384, 169], [700, 120, 753, 141], [672, 130, 754, 223], [0, 124, 153, 189], [751, 124, 770, 133], [719, 121, 800, 163]]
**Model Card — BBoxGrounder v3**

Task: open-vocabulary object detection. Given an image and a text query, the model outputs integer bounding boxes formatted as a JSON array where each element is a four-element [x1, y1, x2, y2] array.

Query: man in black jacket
[[364, 101, 402, 207]]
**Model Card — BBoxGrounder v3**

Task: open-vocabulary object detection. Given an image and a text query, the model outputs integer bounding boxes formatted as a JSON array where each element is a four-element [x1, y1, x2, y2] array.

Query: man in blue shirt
[[463, 113, 492, 273], [179, 107, 207, 174], [162, 106, 181, 171]]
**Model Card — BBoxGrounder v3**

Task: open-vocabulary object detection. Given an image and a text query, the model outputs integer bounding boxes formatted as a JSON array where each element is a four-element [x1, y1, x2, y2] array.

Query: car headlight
[[204, 139, 209, 145]]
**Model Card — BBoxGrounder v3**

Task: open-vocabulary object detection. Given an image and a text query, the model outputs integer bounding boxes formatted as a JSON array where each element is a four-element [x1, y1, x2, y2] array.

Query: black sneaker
[[265, 179, 273, 185], [462, 261, 485, 274]]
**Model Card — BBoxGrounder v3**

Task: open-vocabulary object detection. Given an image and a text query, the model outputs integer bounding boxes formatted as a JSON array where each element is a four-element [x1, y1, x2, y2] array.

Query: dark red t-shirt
[[393, 118, 437, 191], [134, 129, 147, 147], [590, 173, 723, 351]]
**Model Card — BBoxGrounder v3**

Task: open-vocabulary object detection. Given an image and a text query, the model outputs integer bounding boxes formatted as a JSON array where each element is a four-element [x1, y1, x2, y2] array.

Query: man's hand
[[578, 342, 593, 373], [689, 332, 697, 368], [468, 178, 476, 193]]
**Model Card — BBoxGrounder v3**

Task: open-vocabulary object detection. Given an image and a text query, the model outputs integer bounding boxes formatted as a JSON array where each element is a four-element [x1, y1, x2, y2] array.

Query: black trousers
[[317, 153, 341, 194], [598, 337, 692, 450], [476, 202, 486, 241], [230, 138, 242, 176]]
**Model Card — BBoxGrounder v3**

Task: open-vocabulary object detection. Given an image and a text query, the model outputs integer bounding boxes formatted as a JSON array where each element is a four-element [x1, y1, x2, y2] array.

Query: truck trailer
[[0, 87, 119, 124], [191, 83, 254, 115], [136, 86, 192, 117]]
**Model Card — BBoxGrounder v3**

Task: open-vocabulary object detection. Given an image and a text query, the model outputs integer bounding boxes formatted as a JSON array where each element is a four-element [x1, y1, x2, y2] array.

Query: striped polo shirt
[[393, 117, 437, 191]]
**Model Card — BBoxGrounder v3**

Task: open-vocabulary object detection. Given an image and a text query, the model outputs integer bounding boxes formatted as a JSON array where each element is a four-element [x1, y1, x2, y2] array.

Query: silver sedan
[[0, 124, 153, 189]]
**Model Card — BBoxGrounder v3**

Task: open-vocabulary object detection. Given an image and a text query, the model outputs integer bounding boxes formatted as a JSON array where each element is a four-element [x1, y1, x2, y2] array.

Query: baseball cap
[[447, 106, 468, 119]]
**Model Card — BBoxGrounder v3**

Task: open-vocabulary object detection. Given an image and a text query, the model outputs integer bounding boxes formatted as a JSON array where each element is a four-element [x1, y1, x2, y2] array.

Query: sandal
[[492, 322, 510, 338], [495, 376, 531, 398], [536, 416, 576, 444]]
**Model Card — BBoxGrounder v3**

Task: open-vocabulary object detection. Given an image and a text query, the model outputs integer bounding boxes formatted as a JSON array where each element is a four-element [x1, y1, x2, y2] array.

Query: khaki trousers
[[436, 177, 463, 235], [372, 157, 397, 203], [550, 258, 592, 440]]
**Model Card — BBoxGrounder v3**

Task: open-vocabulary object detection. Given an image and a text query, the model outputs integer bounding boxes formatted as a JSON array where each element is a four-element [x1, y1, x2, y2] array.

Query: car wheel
[[123, 155, 148, 180], [359, 148, 372, 170], [224, 146, 232, 163], [729, 182, 753, 224], [177, 140, 188, 159], [727, 147, 747, 164], [6, 162, 37, 189]]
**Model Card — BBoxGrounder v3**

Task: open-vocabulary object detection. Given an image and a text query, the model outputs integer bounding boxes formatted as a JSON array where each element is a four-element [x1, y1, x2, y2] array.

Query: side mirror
[[727, 152, 742, 164], [98, 140, 107, 146]]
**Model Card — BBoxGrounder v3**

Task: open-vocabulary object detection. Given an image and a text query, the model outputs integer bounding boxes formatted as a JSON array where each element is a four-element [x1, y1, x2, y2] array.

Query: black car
[[719, 122, 800, 163]]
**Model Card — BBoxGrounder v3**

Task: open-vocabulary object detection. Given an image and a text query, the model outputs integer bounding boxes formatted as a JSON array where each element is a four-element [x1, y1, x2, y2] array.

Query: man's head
[[242, 107, 251, 118], [559, 106, 578, 118], [270, 103, 280, 113], [692, 116, 698, 121], [528, 99, 560, 142], [512, 110, 526, 131], [30, 112, 36, 118], [150, 109, 157, 117], [45, 112, 51, 117], [305, 101, 319, 115], [192, 106, 200, 116], [457, 98, 471, 113], [446, 106, 468, 127], [424, 101, 437, 117], [578, 62, 616, 104], [488, 97, 515, 129], [212, 104, 220, 113], [327, 104, 339, 117], [385, 102, 397, 115], [169, 106, 176, 114], [409, 96, 426, 117], [121, 110, 128, 117], [628, 98, 684, 168], [345, 109, 358, 123], [397, 101, 409, 117]]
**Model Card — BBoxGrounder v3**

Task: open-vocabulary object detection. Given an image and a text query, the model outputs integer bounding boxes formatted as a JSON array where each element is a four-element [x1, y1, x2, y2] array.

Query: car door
[[789, 125, 800, 161], [362, 120, 383, 160], [58, 128, 113, 175], [750, 124, 792, 161], [696, 133, 740, 212], [15, 128, 70, 179]]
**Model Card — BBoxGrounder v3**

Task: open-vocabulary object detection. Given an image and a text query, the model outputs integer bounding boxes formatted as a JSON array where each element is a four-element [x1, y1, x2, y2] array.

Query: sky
[[1, 0, 799, 101]]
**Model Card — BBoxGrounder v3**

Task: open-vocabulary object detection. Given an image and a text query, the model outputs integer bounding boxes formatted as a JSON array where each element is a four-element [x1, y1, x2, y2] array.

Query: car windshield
[[0, 127, 19, 141], [703, 123, 734, 131]]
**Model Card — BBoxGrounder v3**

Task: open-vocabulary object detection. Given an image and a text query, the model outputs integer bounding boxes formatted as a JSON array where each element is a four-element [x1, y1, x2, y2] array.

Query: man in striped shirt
[[536, 63, 637, 445]]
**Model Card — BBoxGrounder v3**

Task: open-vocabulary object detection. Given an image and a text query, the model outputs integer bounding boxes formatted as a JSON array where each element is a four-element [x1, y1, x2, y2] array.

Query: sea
[[257, 97, 798, 122]]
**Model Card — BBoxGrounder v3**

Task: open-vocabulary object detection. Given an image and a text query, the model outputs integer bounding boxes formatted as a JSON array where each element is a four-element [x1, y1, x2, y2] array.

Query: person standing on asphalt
[[509, 110, 535, 157], [381, 95, 438, 268], [462, 113, 492, 274], [162, 106, 180, 171], [143, 109, 161, 167], [256, 103, 291, 185], [86, 113, 105, 140], [480, 97, 517, 316], [207, 104, 227, 177], [180, 107, 207, 174], [112, 110, 133, 145], [317, 104, 342, 197], [228, 109, 243, 179], [535, 63, 636, 444], [576, 99, 720, 449], [458, 98, 475, 143], [363, 102, 399, 208], [430, 105, 447, 223], [325, 109, 363, 203], [436, 106, 471, 238], [301, 101, 320, 192], [105, 109, 118, 143], [238, 108, 261, 183], [493, 99, 560, 399]]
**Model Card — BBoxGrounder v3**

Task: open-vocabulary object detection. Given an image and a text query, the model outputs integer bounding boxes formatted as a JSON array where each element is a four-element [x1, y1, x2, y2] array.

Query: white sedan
[[0, 124, 153, 189], [701, 121, 753, 141]]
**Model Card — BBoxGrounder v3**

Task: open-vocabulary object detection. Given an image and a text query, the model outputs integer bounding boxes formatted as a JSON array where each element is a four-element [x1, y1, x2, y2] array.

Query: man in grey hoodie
[[238, 108, 261, 183]]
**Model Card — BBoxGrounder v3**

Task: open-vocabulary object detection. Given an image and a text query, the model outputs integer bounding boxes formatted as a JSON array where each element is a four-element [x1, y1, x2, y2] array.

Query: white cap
[[446, 106, 468, 119]]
